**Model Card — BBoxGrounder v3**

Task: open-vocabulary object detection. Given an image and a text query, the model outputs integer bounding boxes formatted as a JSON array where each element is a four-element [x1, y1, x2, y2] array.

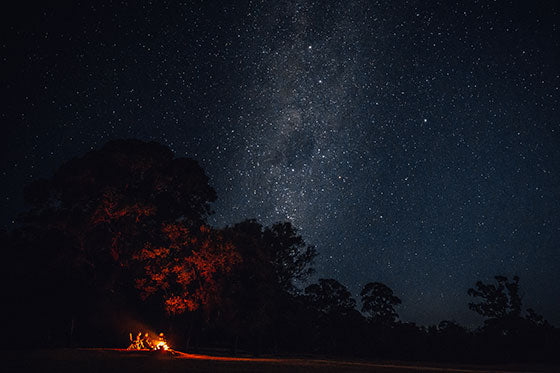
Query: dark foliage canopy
[[305, 278, 357, 315], [468, 275, 522, 319], [360, 281, 402, 325]]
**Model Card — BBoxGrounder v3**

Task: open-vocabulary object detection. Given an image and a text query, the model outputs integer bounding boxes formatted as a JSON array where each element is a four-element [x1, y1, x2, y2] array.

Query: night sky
[[2, 1, 559, 327]]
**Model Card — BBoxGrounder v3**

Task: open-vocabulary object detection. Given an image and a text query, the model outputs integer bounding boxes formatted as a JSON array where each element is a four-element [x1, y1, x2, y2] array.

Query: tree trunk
[[185, 317, 194, 351], [233, 334, 239, 355], [69, 317, 75, 346]]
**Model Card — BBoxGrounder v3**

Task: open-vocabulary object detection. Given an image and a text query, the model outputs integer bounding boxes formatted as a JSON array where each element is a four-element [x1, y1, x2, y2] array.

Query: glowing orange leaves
[[133, 223, 241, 315], [91, 190, 155, 225], [135, 246, 171, 261], [162, 224, 192, 248], [165, 295, 196, 314]]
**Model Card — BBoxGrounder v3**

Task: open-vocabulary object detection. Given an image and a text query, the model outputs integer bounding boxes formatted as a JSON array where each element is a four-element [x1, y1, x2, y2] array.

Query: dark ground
[[1, 349, 557, 373]]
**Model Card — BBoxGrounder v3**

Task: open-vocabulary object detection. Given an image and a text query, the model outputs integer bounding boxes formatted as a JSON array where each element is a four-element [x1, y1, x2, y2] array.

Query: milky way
[[215, 2, 363, 224], [2, 1, 559, 326]]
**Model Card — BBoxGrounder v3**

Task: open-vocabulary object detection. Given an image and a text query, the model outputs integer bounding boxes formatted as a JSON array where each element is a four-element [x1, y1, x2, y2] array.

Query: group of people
[[127, 331, 166, 350]]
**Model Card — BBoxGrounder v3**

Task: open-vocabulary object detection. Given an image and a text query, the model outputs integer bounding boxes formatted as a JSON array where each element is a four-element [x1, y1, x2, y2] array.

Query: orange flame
[[156, 341, 169, 351]]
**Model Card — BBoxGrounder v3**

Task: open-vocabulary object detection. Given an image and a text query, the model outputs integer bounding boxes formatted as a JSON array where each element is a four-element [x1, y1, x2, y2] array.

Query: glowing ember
[[155, 332, 170, 351], [156, 341, 169, 350]]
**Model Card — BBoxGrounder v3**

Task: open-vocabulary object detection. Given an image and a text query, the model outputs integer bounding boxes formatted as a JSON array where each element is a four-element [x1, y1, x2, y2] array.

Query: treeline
[[1, 139, 558, 363]]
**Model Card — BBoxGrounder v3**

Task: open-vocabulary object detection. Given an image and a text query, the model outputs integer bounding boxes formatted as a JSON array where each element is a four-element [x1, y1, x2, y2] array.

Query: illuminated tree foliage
[[133, 223, 240, 315], [8, 139, 223, 346], [21, 139, 217, 290]]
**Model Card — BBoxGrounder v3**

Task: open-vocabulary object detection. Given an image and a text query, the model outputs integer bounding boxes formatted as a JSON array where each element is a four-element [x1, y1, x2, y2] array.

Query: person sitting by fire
[[155, 332, 168, 350], [128, 331, 143, 349], [143, 332, 153, 350]]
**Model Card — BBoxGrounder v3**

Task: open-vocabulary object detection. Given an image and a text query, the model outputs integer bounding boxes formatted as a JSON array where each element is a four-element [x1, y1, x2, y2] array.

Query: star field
[[1, 1, 559, 326]]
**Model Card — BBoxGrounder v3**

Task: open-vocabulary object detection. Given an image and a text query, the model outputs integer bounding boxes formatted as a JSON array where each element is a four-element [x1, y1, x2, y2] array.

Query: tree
[[262, 221, 318, 293], [360, 282, 401, 325], [213, 219, 317, 353], [133, 223, 240, 315], [221, 220, 317, 303], [305, 279, 357, 315], [467, 275, 521, 320], [467, 275, 558, 363], [6, 139, 220, 346], [304, 279, 362, 354], [525, 308, 549, 328], [22, 139, 218, 284]]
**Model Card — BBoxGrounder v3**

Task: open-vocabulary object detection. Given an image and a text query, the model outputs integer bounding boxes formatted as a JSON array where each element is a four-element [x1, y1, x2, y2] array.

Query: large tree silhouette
[[360, 282, 401, 326], [305, 279, 356, 315], [6, 139, 222, 346], [304, 279, 363, 354], [467, 275, 557, 362], [468, 275, 521, 320], [28, 139, 216, 279], [212, 219, 317, 354]]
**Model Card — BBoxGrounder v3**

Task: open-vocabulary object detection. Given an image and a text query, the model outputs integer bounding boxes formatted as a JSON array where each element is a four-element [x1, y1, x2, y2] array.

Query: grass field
[[1, 348, 557, 373]]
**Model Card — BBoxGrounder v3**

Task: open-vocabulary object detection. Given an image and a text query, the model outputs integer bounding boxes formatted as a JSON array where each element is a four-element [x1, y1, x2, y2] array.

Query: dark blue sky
[[2, 0, 559, 327]]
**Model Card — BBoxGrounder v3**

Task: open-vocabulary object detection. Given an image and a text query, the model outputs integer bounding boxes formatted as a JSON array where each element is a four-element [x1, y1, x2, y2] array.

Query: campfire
[[155, 340, 169, 351], [128, 331, 170, 351]]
